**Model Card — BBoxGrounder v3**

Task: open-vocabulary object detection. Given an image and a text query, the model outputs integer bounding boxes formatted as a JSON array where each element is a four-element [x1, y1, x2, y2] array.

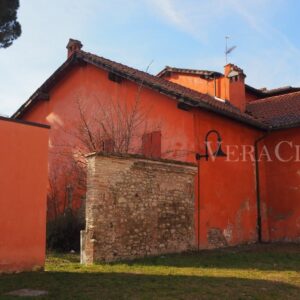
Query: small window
[[142, 131, 162, 158], [108, 72, 122, 83]]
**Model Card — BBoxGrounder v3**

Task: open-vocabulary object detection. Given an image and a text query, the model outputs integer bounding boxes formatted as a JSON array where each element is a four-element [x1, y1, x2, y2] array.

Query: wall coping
[[0, 116, 50, 129], [86, 151, 197, 168]]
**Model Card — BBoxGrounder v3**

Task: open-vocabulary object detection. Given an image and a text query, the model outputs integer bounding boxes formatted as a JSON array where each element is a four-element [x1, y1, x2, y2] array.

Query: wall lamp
[[195, 129, 227, 161], [195, 129, 226, 250]]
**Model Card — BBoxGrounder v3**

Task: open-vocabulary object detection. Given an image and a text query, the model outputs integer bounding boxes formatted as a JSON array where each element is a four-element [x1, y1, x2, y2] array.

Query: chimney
[[66, 39, 83, 58], [223, 64, 246, 111]]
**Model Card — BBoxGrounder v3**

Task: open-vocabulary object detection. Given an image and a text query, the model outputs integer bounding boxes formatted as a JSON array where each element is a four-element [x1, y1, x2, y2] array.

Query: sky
[[1, 0, 300, 116]]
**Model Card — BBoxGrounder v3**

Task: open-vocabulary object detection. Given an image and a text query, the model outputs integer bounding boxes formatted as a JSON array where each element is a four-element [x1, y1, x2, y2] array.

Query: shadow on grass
[[119, 243, 300, 271], [0, 271, 299, 300]]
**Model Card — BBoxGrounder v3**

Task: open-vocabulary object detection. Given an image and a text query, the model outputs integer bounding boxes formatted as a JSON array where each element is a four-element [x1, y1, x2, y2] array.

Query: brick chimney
[[66, 39, 83, 58], [223, 64, 246, 111]]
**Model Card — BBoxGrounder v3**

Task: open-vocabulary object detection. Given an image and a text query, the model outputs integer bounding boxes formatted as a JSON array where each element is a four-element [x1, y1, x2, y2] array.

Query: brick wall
[[81, 153, 197, 263]]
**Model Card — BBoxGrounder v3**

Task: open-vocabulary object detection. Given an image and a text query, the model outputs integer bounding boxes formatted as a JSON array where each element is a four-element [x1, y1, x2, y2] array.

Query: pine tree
[[0, 0, 21, 48]]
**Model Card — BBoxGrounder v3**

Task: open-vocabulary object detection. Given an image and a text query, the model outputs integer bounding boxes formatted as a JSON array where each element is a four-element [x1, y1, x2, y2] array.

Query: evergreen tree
[[0, 0, 21, 48]]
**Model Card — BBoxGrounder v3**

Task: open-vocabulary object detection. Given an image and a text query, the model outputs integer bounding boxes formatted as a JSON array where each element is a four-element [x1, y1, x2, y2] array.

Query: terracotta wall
[[193, 110, 260, 248], [262, 128, 300, 241], [21, 63, 196, 217], [163, 70, 246, 111], [163, 73, 216, 95], [0, 117, 49, 273]]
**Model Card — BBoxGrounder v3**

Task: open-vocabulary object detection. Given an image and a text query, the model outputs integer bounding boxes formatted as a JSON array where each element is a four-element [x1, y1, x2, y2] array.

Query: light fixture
[[195, 129, 227, 161], [195, 129, 226, 250]]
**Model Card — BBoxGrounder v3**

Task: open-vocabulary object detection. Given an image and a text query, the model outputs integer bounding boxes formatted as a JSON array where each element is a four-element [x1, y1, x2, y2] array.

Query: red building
[[12, 39, 300, 249]]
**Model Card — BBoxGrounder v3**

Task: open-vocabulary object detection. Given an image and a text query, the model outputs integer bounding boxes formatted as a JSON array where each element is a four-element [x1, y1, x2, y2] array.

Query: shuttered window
[[142, 131, 161, 158], [103, 139, 114, 152]]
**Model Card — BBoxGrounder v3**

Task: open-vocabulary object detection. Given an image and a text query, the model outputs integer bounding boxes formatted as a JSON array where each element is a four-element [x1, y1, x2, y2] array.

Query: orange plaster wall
[[164, 73, 246, 111], [21, 64, 196, 217], [165, 73, 216, 96], [193, 110, 261, 248], [263, 128, 300, 241], [23, 64, 196, 162], [0, 118, 49, 273]]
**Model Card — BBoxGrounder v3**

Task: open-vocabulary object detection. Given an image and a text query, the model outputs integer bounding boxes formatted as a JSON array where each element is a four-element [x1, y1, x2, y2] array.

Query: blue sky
[[1, 0, 300, 115]]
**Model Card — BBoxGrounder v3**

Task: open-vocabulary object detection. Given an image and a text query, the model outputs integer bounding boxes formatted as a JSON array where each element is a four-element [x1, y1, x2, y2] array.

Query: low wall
[[81, 153, 197, 263], [0, 117, 49, 273]]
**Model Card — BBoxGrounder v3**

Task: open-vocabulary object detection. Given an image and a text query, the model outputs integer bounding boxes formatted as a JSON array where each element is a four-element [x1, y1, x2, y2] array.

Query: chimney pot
[[223, 63, 246, 111], [66, 38, 83, 58]]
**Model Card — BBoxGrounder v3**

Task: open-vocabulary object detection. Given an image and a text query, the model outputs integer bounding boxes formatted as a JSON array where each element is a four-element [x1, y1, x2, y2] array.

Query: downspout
[[192, 109, 201, 251], [197, 158, 200, 250], [254, 130, 270, 243]]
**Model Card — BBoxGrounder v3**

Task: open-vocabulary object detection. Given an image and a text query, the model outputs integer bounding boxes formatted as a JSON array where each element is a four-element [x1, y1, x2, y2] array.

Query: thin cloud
[[147, 0, 300, 88], [147, 0, 228, 43]]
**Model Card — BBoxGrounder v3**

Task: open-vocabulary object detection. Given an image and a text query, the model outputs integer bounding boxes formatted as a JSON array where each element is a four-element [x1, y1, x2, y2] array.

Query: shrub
[[46, 210, 85, 252]]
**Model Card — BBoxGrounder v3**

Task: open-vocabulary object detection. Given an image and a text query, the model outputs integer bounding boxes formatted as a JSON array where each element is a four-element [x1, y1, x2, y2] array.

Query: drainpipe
[[254, 130, 270, 243], [197, 159, 201, 250]]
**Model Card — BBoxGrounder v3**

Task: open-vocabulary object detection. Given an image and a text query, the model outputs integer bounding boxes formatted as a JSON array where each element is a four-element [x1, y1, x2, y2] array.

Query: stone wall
[[81, 153, 197, 263]]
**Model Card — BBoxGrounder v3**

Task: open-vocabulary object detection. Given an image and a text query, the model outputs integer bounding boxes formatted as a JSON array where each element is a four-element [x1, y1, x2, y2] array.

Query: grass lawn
[[0, 243, 300, 299]]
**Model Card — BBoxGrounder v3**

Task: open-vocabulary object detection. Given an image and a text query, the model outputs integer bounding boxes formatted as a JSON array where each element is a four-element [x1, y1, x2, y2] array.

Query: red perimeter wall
[[0, 117, 49, 273]]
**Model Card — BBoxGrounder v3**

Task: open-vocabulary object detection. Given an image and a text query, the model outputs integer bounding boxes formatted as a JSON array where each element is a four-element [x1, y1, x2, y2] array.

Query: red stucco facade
[[261, 128, 300, 242]]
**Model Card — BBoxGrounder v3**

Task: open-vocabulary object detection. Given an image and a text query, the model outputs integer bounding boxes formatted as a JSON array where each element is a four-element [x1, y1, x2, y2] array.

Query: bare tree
[[71, 94, 154, 156], [47, 84, 161, 219], [47, 167, 60, 219]]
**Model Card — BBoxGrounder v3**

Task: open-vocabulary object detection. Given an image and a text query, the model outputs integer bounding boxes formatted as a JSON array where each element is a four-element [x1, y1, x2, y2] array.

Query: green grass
[[1, 243, 300, 299]]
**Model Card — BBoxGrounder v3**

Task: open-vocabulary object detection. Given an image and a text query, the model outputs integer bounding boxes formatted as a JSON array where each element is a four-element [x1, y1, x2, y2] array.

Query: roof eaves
[[157, 66, 223, 78], [81, 54, 267, 129], [273, 122, 300, 130], [12, 54, 81, 118], [13, 51, 268, 130]]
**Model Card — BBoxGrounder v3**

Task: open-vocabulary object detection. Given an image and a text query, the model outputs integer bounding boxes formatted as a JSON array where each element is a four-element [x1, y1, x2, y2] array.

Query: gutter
[[197, 158, 201, 250]]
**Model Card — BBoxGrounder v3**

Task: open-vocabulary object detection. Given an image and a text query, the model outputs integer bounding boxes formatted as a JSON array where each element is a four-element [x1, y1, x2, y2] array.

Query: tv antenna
[[225, 36, 236, 64]]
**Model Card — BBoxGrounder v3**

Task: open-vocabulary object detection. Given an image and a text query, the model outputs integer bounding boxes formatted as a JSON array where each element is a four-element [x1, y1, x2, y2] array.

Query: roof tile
[[246, 91, 300, 129], [12, 50, 300, 130]]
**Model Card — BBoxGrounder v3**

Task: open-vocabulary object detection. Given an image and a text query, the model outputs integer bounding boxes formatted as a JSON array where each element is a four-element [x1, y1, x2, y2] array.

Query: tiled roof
[[157, 66, 223, 78], [246, 91, 300, 129], [12, 50, 265, 129], [245, 84, 300, 98], [12, 50, 300, 130]]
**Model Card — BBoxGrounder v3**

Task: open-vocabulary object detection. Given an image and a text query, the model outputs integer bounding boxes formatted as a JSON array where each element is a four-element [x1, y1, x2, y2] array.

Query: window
[[142, 131, 162, 158]]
